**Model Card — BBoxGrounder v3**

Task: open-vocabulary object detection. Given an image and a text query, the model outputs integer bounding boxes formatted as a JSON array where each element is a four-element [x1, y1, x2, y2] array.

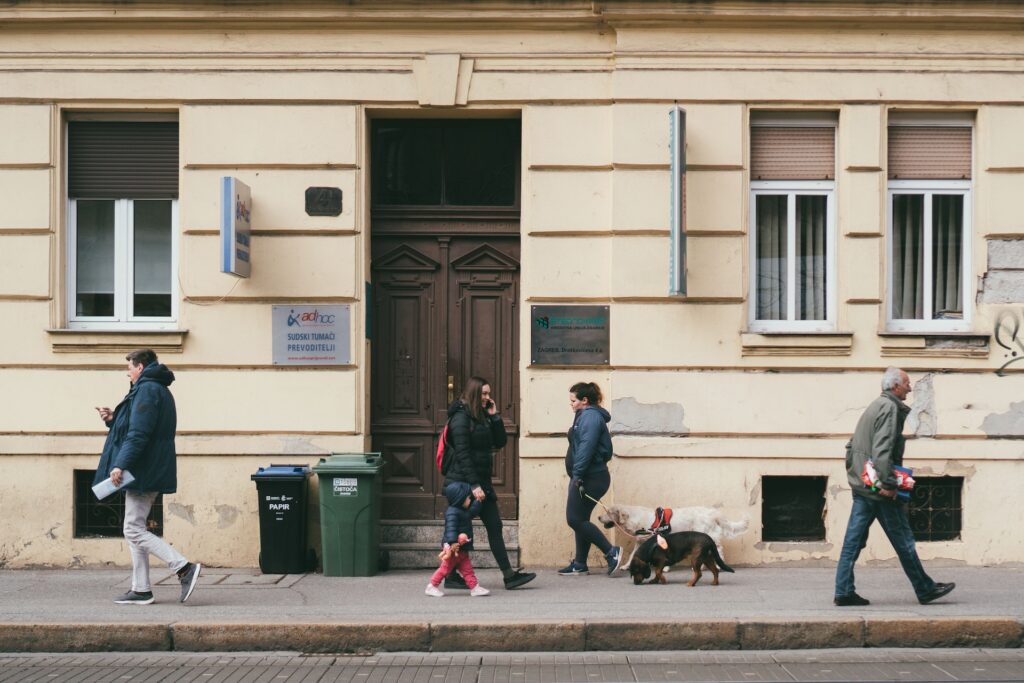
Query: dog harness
[[644, 507, 672, 535]]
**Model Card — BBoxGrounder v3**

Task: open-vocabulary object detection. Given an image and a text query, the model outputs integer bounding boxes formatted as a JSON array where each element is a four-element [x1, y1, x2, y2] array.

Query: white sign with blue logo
[[272, 304, 351, 366], [221, 177, 252, 278]]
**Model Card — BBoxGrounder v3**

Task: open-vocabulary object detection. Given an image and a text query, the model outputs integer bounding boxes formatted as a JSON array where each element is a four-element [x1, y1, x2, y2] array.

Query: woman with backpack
[[558, 381, 622, 577], [444, 376, 536, 590]]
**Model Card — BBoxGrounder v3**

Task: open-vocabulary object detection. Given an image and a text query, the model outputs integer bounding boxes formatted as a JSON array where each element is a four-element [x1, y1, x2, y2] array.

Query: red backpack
[[435, 418, 454, 475]]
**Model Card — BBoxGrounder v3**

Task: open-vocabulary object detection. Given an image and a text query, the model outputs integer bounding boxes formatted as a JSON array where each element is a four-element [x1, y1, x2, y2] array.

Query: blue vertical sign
[[221, 177, 251, 278], [669, 106, 687, 296]]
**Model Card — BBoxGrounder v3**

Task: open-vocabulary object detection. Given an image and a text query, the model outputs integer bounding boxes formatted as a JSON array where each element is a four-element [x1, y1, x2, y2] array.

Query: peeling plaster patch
[[609, 397, 688, 436], [215, 504, 240, 529], [828, 484, 845, 500], [748, 479, 762, 508], [279, 437, 329, 455], [45, 524, 61, 540], [981, 400, 1024, 437], [168, 502, 196, 525], [759, 542, 833, 553], [907, 373, 937, 437]]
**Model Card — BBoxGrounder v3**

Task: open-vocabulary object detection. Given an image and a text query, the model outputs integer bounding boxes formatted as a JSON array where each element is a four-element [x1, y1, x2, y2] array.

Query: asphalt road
[[2, 649, 1024, 683]]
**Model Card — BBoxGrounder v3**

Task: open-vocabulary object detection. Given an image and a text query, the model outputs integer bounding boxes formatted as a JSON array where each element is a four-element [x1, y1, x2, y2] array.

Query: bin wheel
[[378, 549, 390, 573]]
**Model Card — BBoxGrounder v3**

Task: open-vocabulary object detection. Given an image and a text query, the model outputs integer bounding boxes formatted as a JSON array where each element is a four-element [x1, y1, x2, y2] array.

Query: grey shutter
[[750, 127, 835, 180], [68, 121, 179, 198], [888, 126, 972, 180]]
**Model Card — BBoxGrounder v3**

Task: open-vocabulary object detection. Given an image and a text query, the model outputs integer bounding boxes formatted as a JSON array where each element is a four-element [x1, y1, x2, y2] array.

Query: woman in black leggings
[[558, 381, 622, 576], [444, 376, 536, 590]]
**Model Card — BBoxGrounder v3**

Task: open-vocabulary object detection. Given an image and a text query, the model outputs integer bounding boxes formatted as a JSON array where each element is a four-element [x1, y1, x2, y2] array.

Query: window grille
[[73, 470, 163, 538], [761, 475, 827, 541], [908, 476, 963, 542]]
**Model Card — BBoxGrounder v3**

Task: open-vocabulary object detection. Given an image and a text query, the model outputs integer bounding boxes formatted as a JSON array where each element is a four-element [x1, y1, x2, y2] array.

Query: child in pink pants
[[426, 482, 489, 597]]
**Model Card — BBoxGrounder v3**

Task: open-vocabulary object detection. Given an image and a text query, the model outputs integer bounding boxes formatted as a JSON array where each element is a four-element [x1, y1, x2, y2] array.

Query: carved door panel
[[447, 241, 520, 519], [371, 234, 520, 520]]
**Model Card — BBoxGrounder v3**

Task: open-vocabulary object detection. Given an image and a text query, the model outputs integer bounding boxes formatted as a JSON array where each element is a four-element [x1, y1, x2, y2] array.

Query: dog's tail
[[718, 515, 750, 539], [709, 543, 735, 574]]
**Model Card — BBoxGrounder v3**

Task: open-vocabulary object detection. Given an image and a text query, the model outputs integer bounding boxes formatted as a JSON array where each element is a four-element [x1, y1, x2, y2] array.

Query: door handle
[[448, 375, 455, 404]]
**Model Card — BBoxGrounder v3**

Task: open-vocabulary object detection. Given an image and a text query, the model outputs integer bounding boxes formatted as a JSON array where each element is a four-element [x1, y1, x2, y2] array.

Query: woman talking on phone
[[444, 376, 536, 590], [558, 381, 622, 576]]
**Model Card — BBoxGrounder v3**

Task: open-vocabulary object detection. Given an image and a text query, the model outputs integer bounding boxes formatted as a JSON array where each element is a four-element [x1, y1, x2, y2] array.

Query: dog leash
[[580, 489, 648, 541]]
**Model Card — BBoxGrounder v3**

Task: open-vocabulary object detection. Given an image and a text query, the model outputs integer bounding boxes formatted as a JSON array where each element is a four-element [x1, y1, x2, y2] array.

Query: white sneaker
[[425, 583, 444, 598], [470, 585, 490, 597]]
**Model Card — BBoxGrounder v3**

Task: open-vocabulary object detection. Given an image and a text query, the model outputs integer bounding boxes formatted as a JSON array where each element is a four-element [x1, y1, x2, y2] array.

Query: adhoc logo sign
[[272, 304, 351, 366], [531, 305, 610, 366], [220, 177, 252, 278]]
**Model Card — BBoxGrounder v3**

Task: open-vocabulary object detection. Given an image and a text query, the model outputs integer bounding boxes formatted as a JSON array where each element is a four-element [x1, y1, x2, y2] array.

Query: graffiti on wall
[[995, 310, 1024, 376]]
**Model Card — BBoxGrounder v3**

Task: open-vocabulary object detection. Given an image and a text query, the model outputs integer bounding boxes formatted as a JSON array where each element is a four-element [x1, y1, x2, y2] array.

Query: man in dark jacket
[[94, 349, 201, 605], [834, 367, 955, 606]]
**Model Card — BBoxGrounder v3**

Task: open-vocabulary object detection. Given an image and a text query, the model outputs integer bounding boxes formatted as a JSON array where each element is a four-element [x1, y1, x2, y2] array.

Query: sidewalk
[[1, 566, 1021, 652]]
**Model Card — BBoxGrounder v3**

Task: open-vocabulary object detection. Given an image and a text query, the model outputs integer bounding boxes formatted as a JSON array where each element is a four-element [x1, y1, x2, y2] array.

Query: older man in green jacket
[[834, 367, 955, 607]]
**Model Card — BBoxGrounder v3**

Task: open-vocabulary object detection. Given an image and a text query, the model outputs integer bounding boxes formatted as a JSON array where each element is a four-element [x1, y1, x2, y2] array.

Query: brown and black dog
[[628, 531, 735, 586]]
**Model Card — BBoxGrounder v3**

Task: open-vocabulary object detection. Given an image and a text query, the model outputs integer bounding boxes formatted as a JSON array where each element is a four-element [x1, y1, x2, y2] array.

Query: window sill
[[47, 328, 188, 354], [741, 331, 853, 357], [879, 331, 989, 358]]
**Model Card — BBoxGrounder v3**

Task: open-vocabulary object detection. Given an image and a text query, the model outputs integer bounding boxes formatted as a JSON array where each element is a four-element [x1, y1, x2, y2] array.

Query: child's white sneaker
[[425, 583, 444, 597], [470, 585, 490, 597]]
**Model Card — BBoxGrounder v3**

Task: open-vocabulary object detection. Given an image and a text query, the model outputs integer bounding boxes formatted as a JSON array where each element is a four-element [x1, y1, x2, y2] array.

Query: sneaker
[[470, 585, 490, 597], [114, 590, 154, 606], [919, 582, 956, 605], [178, 562, 202, 603], [557, 561, 589, 576], [606, 546, 623, 575], [503, 570, 537, 589], [425, 583, 444, 598], [834, 592, 870, 606], [444, 572, 469, 590]]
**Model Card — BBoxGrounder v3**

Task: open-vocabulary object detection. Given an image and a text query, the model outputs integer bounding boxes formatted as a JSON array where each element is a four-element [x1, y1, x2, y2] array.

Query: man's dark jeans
[[835, 493, 936, 600]]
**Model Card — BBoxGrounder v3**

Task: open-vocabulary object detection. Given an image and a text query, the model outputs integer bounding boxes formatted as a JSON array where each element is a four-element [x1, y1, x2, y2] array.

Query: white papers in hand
[[92, 470, 136, 500]]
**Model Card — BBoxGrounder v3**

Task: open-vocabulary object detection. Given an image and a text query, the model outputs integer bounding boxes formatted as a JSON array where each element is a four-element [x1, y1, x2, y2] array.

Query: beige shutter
[[888, 126, 971, 180], [750, 127, 835, 180]]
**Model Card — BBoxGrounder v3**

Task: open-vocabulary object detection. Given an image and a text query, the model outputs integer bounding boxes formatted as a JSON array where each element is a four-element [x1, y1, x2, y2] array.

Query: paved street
[[2, 649, 1024, 682]]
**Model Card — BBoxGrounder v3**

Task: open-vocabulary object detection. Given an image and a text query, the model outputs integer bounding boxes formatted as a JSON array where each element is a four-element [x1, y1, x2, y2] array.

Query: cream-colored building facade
[[1, 0, 1022, 570]]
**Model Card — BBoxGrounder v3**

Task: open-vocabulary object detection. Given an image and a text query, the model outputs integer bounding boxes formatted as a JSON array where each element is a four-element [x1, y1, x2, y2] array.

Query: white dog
[[597, 504, 749, 560]]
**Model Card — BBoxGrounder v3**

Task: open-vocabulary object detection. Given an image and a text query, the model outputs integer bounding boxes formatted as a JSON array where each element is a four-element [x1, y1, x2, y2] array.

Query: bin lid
[[251, 464, 311, 481], [313, 452, 383, 474]]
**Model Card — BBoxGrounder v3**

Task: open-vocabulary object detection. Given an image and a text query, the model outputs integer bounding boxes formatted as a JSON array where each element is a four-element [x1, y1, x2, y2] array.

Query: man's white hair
[[881, 366, 904, 391]]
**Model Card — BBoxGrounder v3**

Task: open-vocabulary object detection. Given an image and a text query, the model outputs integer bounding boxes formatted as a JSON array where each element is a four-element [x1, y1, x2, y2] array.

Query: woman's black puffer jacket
[[443, 399, 507, 489]]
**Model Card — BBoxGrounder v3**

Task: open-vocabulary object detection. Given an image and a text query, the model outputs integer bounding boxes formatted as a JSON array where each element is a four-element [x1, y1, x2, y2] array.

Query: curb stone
[[865, 618, 1023, 649], [0, 618, 1022, 653], [585, 620, 739, 650], [739, 618, 864, 650], [431, 622, 585, 651], [170, 623, 430, 653], [0, 623, 170, 652]]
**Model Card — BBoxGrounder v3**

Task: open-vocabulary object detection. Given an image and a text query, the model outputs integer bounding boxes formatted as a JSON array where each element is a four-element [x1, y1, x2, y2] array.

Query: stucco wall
[[0, 1, 1021, 569]]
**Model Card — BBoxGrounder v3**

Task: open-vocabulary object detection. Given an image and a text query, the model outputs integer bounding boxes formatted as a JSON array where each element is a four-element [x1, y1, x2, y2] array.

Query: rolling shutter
[[750, 126, 835, 180], [68, 121, 179, 198], [888, 126, 972, 180]]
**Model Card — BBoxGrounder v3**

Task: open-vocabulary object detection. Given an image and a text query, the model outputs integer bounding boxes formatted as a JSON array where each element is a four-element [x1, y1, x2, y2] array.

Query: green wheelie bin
[[313, 453, 384, 576]]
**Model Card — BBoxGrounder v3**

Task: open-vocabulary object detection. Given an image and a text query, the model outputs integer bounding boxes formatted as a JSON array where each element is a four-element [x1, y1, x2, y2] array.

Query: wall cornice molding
[[0, 1, 1021, 32]]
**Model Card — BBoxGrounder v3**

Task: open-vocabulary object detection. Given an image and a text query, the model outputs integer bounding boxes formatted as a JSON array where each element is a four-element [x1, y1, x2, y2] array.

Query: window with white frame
[[749, 113, 837, 332], [886, 114, 972, 332], [67, 119, 179, 328]]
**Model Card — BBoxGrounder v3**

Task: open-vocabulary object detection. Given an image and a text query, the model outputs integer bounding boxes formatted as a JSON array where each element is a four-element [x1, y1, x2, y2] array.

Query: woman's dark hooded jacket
[[443, 398, 507, 490], [565, 404, 613, 480], [442, 481, 482, 551], [92, 362, 178, 494]]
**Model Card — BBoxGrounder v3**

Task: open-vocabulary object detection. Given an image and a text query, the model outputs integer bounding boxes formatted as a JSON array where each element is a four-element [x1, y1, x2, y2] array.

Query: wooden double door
[[371, 229, 520, 520]]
